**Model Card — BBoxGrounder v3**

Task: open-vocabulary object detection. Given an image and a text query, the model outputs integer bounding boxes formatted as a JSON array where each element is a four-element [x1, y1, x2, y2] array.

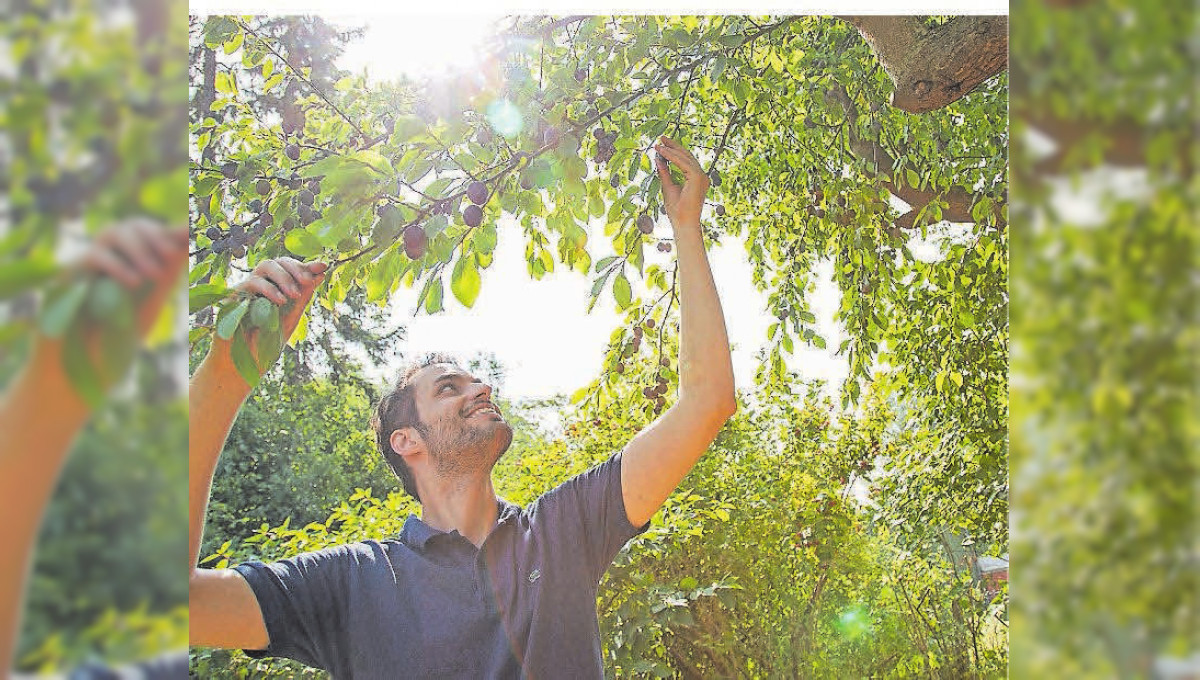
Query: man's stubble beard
[[419, 415, 514, 480]]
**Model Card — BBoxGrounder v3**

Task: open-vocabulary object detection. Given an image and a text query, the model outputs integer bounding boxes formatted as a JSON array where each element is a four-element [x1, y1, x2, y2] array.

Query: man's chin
[[491, 424, 515, 461]]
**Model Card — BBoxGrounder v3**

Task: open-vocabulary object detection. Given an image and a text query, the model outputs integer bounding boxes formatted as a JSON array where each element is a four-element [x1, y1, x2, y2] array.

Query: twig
[[235, 19, 367, 140]]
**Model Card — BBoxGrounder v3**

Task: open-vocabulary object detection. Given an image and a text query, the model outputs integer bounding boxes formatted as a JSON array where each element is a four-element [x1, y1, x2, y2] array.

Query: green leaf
[[39, 279, 89, 337], [284, 229, 323, 258], [392, 115, 426, 143], [62, 315, 105, 408], [230, 325, 261, 388], [451, 255, 481, 308], [263, 303, 280, 332], [287, 307, 309, 347], [222, 29, 244, 54], [193, 175, 222, 197], [425, 215, 449, 239], [215, 70, 234, 94], [256, 314, 284, 370], [189, 283, 230, 314], [613, 272, 632, 309], [216, 299, 250, 340], [0, 258, 59, 299], [594, 255, 618, 273], [97, 294, 136, 385], [422, 277, 441, 314], [85, 278, 126, 322], [248, 296, 273, 327], [366, 249, 403, 303]]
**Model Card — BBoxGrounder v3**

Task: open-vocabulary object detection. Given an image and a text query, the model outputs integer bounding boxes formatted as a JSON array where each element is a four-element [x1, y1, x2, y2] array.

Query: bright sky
[[330, 15, 850, 402]]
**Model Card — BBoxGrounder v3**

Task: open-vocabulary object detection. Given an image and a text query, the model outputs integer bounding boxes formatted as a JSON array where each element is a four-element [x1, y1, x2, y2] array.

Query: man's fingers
[[654, 143, 703, 178], [658, 136, 701, 164], [275, 258, 315, 289], [248, 260, 301, 299], [82, 248, 140, 288], [654, 152, 676, 186], [141, 223, 185, 263], [107, 226, 165, 281], [240, 278, 288, 305], [239, 258, 326, 308]]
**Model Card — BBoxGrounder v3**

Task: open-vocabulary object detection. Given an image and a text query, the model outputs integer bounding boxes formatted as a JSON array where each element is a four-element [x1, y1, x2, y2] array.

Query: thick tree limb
[[1010, 66, 1193, 176], [841, 16, 1008, 113], [827, 84, 1005, 230]]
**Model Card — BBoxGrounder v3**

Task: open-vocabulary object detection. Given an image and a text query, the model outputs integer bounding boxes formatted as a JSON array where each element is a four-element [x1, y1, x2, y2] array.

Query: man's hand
[[209, 257, 327, 368], [653, 135, 711, 229], [234, 257, 327, 334], [76, 218, 189, 340]]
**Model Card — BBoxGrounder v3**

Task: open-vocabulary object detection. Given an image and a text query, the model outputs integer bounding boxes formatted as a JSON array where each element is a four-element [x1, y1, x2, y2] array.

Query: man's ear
[[389, 427, 423, 461]]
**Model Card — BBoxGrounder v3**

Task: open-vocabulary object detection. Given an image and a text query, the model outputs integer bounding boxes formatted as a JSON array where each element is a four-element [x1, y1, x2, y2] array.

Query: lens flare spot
[[836, 605, 873, 640], [486, 99, 524, 138]]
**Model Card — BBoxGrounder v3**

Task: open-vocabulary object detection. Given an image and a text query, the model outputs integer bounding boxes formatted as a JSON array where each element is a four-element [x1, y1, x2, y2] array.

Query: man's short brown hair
[[370, 353, 460, 503]]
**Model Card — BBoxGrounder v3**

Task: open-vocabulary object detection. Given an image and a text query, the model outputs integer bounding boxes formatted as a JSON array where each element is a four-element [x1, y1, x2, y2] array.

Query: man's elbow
[[680, 384, 737, 422], [704, 389, 738, 422], [716, 393, 737, 420]]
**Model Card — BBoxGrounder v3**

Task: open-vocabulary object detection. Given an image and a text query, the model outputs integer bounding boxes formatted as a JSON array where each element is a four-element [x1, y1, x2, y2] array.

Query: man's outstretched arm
[[0, 221, 187, 676], [188, 258, 325, 650], [620, 136, 737, 528]]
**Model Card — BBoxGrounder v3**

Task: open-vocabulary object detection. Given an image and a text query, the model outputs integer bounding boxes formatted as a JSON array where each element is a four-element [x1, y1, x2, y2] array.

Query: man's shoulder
[[237, 537, 403, 571], [523, 452, 624, 516]]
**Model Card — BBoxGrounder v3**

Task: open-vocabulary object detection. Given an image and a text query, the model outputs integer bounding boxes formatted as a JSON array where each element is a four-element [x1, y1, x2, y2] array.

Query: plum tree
[[188, 13, 1008, 568]]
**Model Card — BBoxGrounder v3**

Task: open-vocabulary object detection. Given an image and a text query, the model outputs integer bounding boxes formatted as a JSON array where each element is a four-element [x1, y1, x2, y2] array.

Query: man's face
[[408, 363, 514, 477]]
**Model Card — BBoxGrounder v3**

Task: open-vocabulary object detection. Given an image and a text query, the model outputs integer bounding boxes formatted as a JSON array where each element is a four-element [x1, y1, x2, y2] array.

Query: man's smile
[[465, 402, 502, 419]]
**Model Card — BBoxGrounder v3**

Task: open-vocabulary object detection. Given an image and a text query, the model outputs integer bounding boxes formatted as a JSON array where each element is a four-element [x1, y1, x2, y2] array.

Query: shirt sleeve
[[233, 544, 358, 671], [531, 451, 651, 584]]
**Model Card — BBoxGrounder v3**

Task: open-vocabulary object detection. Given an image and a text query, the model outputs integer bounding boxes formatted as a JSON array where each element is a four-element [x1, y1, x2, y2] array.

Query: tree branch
[[827, 83, 1004, 230], [236, 19, 367, 140], [840, 15, 1008, 113]]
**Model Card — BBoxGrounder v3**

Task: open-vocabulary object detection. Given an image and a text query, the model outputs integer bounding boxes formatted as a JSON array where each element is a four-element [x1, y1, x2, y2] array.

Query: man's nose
[[472, 382, 493, 400]]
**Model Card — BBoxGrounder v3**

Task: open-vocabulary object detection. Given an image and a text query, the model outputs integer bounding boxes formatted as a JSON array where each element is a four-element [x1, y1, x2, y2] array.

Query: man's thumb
[[306, 261, 329, 275]]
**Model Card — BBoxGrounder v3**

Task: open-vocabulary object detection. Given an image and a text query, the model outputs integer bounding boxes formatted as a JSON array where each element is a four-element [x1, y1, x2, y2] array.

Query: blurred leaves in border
[[1, 0, 190, 672], [1009, 0, 1197, 676]]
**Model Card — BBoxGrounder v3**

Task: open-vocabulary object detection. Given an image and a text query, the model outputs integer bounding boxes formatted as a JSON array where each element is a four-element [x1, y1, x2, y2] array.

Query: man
[[1, 220, 190, 678], [189, 136, 736, 678]]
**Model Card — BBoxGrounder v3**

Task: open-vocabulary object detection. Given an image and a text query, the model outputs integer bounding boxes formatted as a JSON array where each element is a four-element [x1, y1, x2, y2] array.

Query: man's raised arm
[[188, 258, 325, 650], [620, 136, 737, 528], [0, 221, 187, 676]]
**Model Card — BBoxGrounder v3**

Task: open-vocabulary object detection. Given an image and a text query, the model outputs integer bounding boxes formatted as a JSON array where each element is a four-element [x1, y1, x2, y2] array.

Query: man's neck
[[419, 474, 500, 547]]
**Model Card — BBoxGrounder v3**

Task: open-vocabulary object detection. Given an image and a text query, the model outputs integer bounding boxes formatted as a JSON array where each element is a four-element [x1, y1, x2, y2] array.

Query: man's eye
[[440, 384, 454, 393]]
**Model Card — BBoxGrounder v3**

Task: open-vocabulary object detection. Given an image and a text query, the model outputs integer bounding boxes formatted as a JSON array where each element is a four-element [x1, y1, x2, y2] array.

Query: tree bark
[[841, 16, 1008, 113]]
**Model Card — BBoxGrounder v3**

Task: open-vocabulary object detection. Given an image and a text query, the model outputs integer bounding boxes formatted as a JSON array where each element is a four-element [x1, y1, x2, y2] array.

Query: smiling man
[[189, 137, 736, 679]]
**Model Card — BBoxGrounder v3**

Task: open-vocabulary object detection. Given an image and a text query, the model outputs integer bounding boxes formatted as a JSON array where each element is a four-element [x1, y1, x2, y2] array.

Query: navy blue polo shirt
[[233, 452, 648, 679]]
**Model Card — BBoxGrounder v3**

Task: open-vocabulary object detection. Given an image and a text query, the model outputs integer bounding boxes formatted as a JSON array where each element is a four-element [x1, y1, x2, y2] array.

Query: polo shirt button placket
[[475, 552, 496, 616]]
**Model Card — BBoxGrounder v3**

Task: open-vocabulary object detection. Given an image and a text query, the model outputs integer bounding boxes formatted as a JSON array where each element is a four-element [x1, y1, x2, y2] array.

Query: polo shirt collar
[[400, 497, 521, 550]]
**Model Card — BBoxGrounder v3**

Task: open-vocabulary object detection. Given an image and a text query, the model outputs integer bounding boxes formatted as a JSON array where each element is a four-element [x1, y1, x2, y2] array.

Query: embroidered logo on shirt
[[528, 569, 541, 584]]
